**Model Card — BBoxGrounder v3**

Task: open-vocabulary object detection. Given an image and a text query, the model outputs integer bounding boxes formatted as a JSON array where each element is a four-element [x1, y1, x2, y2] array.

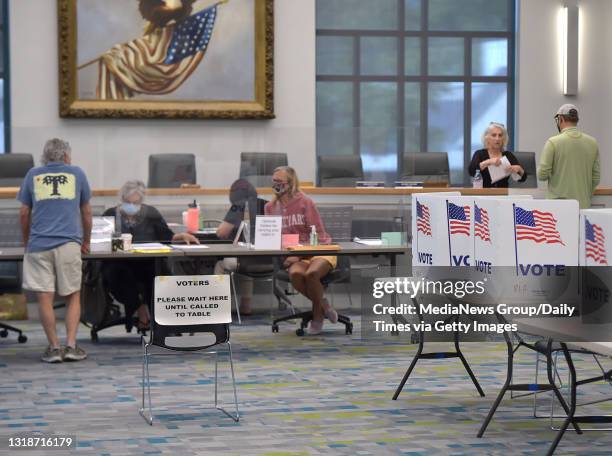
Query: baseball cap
[[555, 104, 579, 117]]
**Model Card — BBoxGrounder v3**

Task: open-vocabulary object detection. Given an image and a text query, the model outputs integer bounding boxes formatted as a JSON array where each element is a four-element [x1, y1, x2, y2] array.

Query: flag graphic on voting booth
[[579, 209, 612, 266], [473, 198, 578, 305], [579, 209, 612, 323], [411, 192, 461, 267]]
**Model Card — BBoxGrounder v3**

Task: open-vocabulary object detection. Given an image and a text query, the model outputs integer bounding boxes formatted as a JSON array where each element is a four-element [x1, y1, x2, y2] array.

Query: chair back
[[0, 211, 23, 247], [148, 153, 196, 188], [317, 155, 364, 187], [317, 206, 353, 242], [239, 152, 288, 188], [0, 154, 34, 186], [401, 152, 449, 183], [0, 211, 22, 290], [150, 275, 232, 351], [509, 151, 537, 188]]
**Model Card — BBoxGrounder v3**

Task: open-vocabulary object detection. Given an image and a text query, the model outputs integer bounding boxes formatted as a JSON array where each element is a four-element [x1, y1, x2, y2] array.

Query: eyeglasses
[[489, 122, 505, 128], [272, 179, 288, 184]]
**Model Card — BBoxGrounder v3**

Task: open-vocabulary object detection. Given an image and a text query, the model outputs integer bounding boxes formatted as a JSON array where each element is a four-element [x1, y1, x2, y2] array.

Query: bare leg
[[288, 261, 309, 296], [37, 292, 60, 348], [304, 259, 332, 322], [63, 290, 81, 347]]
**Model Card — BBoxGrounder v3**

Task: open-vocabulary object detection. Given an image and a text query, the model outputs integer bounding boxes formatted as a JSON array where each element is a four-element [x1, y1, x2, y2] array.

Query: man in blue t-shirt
[[18, 138, 92, 363]]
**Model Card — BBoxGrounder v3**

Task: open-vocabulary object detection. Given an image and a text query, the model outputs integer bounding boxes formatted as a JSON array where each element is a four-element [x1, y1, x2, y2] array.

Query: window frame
[[316, 0, 516, 186]]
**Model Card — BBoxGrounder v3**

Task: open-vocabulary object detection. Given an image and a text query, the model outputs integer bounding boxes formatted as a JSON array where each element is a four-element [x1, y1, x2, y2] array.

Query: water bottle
[[186, 200, 199, 232], [472, 170, 483, 189]]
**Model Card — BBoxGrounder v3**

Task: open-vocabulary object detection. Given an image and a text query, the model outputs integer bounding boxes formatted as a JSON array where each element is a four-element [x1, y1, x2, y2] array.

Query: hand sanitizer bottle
[[310, 225, 318, 246]]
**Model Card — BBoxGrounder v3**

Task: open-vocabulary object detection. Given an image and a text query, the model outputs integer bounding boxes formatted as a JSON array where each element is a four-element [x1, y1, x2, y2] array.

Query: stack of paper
[[487, 156, 512, 184]]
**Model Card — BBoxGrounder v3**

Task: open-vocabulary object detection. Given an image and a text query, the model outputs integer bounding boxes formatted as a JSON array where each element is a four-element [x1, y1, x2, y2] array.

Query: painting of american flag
[[585, 218, 608, 265], [97, 5, 219, 100], [416, 200, 431, 236], [447, 202, 471, 236], [62, 0, 274, 119], [514, 206, 564, 245], [474, 204, 491, 242]]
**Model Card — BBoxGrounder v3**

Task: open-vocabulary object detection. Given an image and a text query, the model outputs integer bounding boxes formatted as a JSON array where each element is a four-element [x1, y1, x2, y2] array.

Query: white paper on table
[[132, 242, 167, 250], [171, 244, 210, 250], [353, 237, 383, 246], [511, 172, 521, 181], [487, 156, 512, 184]]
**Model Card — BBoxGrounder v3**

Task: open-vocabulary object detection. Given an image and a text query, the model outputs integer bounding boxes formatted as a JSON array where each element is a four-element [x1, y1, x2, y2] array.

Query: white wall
[[10, 0, 611, 187], [516, 0, 612, 185], [9, 0, 316, 188]]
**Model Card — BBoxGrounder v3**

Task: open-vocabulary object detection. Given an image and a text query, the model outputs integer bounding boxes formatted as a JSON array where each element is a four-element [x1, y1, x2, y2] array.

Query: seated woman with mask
[[264, 166, 337, 335], [102, 180, 198, 331]]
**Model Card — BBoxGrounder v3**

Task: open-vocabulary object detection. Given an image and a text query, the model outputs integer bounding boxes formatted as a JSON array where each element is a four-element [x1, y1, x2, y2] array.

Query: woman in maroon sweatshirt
[[265, 166, 338, 335]]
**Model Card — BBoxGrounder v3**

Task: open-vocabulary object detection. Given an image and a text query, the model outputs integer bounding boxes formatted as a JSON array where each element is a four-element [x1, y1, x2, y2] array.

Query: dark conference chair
[[0, 153, 34, 187], [509, 151, 537, 188], [401, 152, 449, 184], [0, 211, 27, 343], [148, 154, 196, 188], [317, 155, 364, 187], [239, 152, 288, 188]]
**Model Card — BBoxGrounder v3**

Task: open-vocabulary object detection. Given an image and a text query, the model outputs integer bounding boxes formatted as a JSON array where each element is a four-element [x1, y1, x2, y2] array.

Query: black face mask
[[555, 116, 561, 133], [272, 183, 288, 195]]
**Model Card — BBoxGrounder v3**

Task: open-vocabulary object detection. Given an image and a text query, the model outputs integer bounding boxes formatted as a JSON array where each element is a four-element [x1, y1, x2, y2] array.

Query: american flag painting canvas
[[474, 204, 491, 242], [448, 202, 471, 236], [585, 218, 608, 265], [416, 200, 431, 236], [514, 206, 564, 245]]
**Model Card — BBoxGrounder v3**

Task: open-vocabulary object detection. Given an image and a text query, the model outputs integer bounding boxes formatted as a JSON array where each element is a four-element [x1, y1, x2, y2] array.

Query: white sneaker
[[323, 299, 338, 324], [307, 320, 324, 335]]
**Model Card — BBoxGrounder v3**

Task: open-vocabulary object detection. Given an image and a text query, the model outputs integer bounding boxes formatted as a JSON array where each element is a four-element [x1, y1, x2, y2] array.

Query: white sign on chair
[[154, 275, 232, 325]]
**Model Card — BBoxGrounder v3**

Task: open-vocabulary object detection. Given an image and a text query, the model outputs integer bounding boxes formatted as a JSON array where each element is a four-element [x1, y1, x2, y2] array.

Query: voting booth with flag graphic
[[579, 209, 612, 323]]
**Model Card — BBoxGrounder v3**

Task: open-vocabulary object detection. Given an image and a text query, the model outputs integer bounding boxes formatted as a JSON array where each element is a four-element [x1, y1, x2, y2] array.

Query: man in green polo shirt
[[538, 104, 600, 208]]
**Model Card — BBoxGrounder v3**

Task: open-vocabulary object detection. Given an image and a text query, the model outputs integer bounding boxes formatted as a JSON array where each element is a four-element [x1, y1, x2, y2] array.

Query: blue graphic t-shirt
[[17, 162, 91, 253]]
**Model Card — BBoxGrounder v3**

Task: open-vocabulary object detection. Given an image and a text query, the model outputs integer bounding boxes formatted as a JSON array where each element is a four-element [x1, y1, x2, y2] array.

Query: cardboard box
[[0, 294, 28, 320]]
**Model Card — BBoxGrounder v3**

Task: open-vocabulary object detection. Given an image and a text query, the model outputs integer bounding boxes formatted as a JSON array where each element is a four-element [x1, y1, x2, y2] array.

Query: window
[[316, 0, 515, 185], [0, 0, 9, 154]]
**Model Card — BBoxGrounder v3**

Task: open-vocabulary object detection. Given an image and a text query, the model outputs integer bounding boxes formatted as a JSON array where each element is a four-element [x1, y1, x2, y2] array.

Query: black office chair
[[317, 155, 364, 187], [0, 211, 27, 343], [148, 153, 196, 188], [140, 277, 239, 425], [509, 151, 537, 188], [0, 153, 34, 186], [239, 152, 288, 188], [401, 152, 449, 184], [271, 206, 354, 336]]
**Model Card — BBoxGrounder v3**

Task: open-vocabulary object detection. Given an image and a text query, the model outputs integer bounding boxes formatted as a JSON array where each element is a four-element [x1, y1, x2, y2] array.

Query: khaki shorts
[[298, 256, 338, 269], [23, 242, 82, 296]]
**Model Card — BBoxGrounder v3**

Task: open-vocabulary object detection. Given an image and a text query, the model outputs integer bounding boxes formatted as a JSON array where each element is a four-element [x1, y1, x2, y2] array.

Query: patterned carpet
[[1, 313, 612, 455]]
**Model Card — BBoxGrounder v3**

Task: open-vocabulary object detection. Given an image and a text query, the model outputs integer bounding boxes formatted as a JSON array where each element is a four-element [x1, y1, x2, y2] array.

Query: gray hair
[[41, 138, 71, 165], [481, 122, 509, 149], [118, 180, 146, 202]]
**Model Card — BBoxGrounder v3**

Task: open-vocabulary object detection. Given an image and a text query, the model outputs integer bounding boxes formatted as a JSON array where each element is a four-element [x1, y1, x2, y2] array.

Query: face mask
[[272, 183, 288, 195], [555, 116, 561, 133], [121, 203, 141, 216]]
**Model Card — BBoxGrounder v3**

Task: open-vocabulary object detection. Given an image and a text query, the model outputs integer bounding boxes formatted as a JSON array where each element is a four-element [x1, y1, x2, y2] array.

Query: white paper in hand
[[487, 156, 512, 184]]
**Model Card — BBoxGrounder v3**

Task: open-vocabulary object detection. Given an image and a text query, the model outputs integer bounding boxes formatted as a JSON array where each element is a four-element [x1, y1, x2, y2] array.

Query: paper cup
[[121, 233, 133, 250]]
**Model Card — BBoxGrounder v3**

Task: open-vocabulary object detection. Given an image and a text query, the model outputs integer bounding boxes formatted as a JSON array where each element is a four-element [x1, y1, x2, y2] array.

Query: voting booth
[[579, 209, 612, 323], [412, 193, 532, 268], [473, 199, 579, 304]]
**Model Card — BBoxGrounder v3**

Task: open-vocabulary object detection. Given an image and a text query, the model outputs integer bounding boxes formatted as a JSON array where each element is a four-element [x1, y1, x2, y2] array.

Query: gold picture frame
[[58, 0, 274, 119]]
